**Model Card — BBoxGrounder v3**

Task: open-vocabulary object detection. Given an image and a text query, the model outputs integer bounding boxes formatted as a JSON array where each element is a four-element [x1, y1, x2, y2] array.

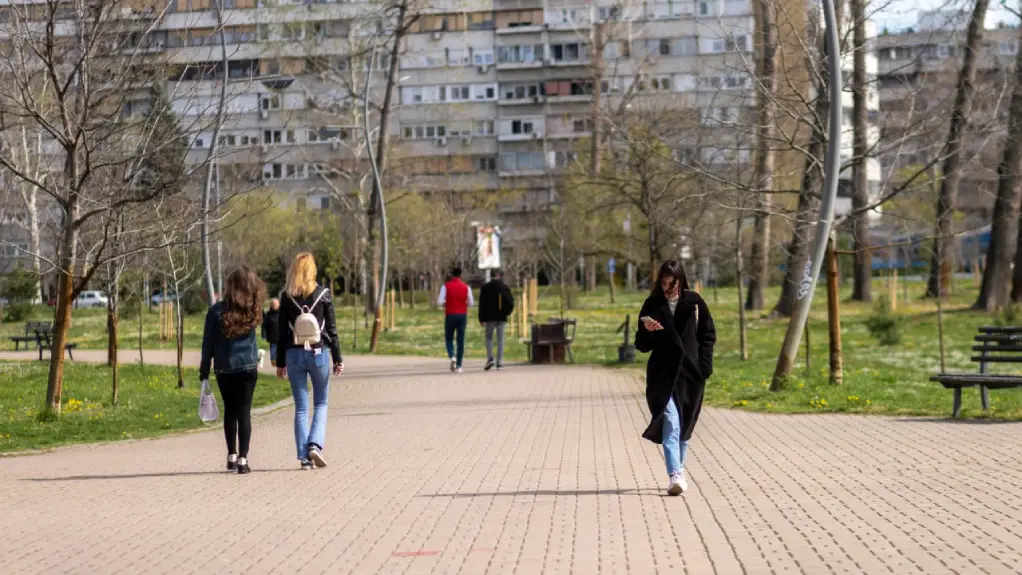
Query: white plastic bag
[[198, 379, 219, 423]]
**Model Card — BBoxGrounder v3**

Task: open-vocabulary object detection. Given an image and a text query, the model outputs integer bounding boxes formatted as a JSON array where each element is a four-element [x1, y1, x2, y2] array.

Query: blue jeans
[[269, 343, 277, 365], [663, 398, 689, 477], [444, 314, 467, 368], [286, 348, 331, 460]]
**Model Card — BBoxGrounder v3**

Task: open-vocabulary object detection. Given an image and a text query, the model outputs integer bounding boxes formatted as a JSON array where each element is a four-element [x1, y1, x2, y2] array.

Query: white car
[[73, 291, 108, 309], [151, 290, 180, 305]]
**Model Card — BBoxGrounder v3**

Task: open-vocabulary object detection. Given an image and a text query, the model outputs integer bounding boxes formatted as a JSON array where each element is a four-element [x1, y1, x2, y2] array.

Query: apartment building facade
[[0, 0, 880, 260], [875, 17, 1018, 229]]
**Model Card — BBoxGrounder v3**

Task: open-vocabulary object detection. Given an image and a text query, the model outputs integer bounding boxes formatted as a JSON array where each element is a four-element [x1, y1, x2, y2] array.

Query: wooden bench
[[930, 326, 1022, 417], [9, 321, 51, 351], [33, 325, 78, 361], [524, 318, 576, 364], [7, 321, 76, 360]]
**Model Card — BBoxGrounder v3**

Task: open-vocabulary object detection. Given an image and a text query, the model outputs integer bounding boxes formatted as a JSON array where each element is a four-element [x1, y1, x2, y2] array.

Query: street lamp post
[[364, 40, 389, 352], [771, 0, 843, 388]]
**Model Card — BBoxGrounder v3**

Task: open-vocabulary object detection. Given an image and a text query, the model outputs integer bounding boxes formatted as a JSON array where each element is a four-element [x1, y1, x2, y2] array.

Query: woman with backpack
[[635, 260, 716, 496], [276, 252, 344, 470], [200, 266, 267, 475]]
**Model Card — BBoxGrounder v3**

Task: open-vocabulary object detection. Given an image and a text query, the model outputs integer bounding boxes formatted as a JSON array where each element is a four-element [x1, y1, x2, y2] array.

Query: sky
[[873, 0, 1019, 32]]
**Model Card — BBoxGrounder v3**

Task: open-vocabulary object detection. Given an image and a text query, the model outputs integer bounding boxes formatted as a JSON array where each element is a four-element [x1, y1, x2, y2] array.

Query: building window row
[[400, 83, 498, 105], [402, 121, 495, 139], [400, 48, 493, 69]]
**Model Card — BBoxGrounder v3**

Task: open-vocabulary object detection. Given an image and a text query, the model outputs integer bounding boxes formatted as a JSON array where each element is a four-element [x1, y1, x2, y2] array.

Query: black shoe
[[485, 359, 495, 371], [237, 457, 251, 474], [301, 459, 314, 470], [227, 454, 237, 471]]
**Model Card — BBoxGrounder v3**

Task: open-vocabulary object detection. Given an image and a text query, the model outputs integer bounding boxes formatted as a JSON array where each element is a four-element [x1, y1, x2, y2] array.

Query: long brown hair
[[221, 266, 267, 339]]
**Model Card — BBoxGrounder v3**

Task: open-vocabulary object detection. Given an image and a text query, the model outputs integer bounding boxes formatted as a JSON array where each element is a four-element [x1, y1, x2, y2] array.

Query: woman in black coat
[[635, 260, 716, 496]]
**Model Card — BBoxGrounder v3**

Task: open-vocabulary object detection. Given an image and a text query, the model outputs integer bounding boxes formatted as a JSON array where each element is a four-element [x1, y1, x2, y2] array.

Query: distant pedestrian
[[438, 266, 474, 373], [200, 266, 268, 475], [261, 298, 280, 367], [479, 270, 514, 371], [635, 260, 716, 496], [276, 252, 344, 470]]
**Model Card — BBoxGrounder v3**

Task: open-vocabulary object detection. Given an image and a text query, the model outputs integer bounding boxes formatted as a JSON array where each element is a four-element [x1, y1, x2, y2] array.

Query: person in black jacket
[[261, 298, 280, 367], [635, 260, 716, 496], [200, 266, 267, 475], [276, 252, 344, 470], [478, 270, 515, 371]]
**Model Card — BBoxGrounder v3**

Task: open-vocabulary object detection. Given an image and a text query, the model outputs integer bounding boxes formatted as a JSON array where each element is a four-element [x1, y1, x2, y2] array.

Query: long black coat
[[635, 290, 716, 444]]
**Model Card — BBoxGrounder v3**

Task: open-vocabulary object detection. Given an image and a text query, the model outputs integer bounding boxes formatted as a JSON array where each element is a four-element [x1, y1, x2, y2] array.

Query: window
[[448, 49, 470, 66], [193, 137, 206, 149], [474, 120, 495, 135], [473, 49, 494, 66], [598, 6, 620, 21], [403, 124, 448, 139], [263, 130, 282, 145], [218, 134, 237, 148], [441, 85, 470, 101], [671, 37, 698, 56], [724, 74, 748, 90], [285, 129, 296, 144], [698, 75, 722, 90], [402, 86, 423, 104], [260, 94, 281, 110], [937, 43, 955, 58], [469, 12, 495, 30], [319, 197, 331, 210], [572, 118, 592, 132], [648, 39, 670, 56], [550, 42, 586, 62], [477, 156, 497, 171], [650, 76, 671, 91], [699, 1, 713, 16], [511, 120, 535, 134], [999, 42, 1018, 55], [498, 44, 543, 64]]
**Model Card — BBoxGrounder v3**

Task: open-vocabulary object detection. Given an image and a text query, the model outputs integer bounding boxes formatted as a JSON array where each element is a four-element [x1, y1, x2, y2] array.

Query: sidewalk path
[[2, 353, 1022, 574]]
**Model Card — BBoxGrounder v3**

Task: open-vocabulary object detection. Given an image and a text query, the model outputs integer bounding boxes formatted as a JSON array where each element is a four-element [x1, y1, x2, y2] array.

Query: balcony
[[498, 130, 544, 143], [495, 0, 544, 10], [497, 24, 544, 35], [500, 95, 545, 106], [496, 60, 544, 70]]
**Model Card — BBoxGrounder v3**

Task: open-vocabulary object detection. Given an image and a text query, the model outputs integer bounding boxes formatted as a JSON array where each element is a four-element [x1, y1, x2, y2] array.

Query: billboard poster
[[477, 226, 501, 270]]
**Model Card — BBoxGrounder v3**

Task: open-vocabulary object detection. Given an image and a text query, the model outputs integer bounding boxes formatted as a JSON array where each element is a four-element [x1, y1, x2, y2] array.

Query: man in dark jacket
[[478, 270, 515, 371], [261, 298, 280, 367]]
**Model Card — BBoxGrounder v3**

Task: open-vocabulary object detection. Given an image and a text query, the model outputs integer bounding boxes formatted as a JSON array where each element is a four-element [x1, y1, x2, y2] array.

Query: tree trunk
[[982, 28, 1022, 307], [850, 0, 872, 302], [746, 0, 778, 311], [736, 215, 749, 361], [108, 295, 119, 405], [176, 289, 185, 388], [137, 281, 145, 366], [927, 0, 990, 298], [45, 196, 78, 413], [827, 236, 843, 384]]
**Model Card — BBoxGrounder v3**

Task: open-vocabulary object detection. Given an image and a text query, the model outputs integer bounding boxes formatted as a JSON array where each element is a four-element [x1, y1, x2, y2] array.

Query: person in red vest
[[438, 266, 474, 373]]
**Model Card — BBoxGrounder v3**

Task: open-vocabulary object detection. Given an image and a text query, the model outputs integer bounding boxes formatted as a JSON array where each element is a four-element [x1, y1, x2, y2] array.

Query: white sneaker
[[456, 367, 464, 374], [258, 349, 265, 368], [449, 358, 456, 372], [667, 471, 688, 496]]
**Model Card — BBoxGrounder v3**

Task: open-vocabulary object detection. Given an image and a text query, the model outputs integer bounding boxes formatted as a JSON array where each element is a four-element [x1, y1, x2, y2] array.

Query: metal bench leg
[[981, 386, 990, 411], [566, 344, 575, 364], [67, 346, 74, 361], [953, 388, 963, 418]]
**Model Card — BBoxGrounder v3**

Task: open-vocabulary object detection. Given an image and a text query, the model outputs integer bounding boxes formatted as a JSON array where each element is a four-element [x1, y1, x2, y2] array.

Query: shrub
[[2, 265, 39, 321], [865, 294, 901, 346], [3, 302, 33, 322], [181, 288, 207, 316], [997, 302, 1020, 327]]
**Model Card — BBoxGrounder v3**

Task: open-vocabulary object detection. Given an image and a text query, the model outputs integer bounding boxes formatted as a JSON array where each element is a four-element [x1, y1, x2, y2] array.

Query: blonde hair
[[286, 252, 318, 298]]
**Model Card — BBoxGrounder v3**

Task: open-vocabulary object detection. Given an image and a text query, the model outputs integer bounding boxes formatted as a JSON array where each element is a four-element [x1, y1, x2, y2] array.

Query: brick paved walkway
[[2, 354, 1022, 574]]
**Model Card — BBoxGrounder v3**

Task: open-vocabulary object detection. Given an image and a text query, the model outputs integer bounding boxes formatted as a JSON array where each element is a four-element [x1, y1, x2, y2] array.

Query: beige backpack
[[288, 289, 328, 350]]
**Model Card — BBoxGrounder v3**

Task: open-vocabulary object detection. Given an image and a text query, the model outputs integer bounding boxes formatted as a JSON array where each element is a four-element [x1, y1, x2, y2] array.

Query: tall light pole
[[364, 39, 389, 352], [771, 0, 843, 388]]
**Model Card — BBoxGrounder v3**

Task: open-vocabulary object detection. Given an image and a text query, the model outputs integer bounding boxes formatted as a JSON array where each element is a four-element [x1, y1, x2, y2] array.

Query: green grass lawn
[[3, 275, 1022, 423], [0, 362, 293, 453]]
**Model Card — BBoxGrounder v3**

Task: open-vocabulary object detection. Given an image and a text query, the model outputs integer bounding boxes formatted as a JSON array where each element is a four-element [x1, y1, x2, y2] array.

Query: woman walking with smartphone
[[276, 252, 344, 470], [635, 260, 716, 496], [200, 267, 267, 475]]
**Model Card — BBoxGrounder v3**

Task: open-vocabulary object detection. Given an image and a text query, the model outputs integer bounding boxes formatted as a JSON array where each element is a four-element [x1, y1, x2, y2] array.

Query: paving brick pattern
[[2, 353, 1022, 574]]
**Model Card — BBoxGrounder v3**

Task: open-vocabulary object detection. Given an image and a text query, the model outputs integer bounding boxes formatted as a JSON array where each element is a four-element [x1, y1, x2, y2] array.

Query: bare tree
[[981, 23, 1022, 309], [0, 1, 218, 411], [745, 0, 779, 311], [926, 0, 991, 298], [849, 0, 871, 302]]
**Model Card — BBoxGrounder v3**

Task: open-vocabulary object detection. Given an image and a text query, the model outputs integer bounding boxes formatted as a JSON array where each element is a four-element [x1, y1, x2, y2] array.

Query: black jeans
[[216, 370, 258, 458]]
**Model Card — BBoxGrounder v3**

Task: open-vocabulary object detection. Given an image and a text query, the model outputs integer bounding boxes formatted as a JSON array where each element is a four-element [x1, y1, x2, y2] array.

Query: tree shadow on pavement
[[892, 417, 1022, 425], [419, 488, 661, 497], [24, 469, 295, 481]]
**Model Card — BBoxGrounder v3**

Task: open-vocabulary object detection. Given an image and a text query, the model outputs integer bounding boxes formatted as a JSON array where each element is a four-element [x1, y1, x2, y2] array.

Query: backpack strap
[[308, 287, 328, 312]]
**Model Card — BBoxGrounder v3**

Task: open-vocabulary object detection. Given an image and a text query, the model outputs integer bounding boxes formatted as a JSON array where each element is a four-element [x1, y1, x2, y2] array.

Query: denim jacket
[[199, 302, 259, 380]]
